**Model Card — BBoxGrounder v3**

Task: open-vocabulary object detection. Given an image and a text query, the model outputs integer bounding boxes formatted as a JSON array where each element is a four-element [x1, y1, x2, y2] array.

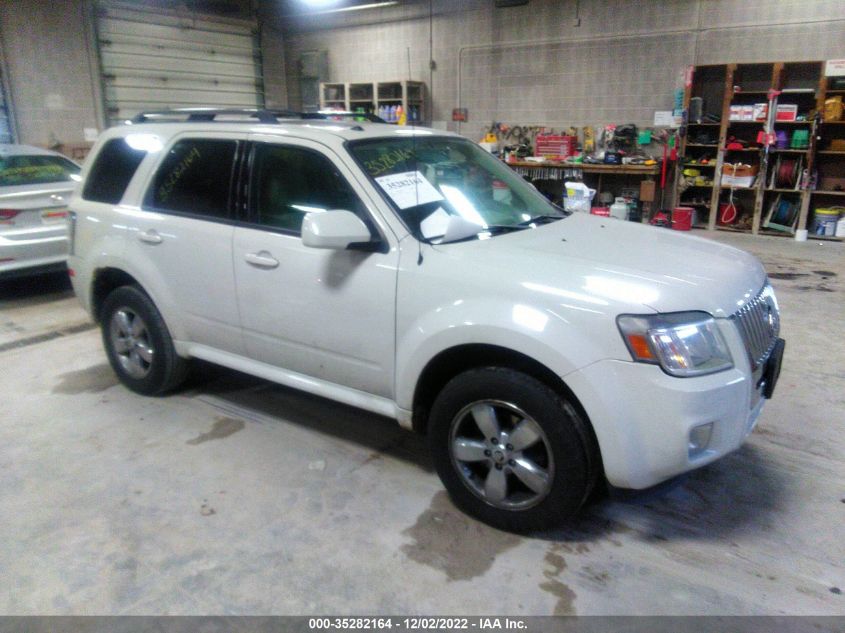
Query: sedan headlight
[[617, 311, 733, 377]]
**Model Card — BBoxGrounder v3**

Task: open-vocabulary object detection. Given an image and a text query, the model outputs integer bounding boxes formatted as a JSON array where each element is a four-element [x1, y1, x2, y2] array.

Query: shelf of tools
[[506, 124, 665, 221], [677, 61, 833, 238]]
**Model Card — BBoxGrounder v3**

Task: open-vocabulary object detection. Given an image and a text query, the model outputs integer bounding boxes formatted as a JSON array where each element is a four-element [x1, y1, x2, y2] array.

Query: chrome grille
[[731, 283, 780, 370]]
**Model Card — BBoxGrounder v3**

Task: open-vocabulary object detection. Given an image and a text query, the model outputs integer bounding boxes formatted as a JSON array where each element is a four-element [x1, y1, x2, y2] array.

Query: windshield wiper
[[485, 224, 531, 233], [516, 214, 566, 226]]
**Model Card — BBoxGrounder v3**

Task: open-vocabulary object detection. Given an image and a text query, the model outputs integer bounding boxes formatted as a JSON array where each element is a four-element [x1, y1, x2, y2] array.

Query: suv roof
[[118, 107, 452, 144]]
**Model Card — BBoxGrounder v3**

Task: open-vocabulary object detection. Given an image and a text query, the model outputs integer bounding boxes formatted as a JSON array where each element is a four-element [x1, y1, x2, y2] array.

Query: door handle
[[138, 229, 162, 245], [244, 251, 279, 269]]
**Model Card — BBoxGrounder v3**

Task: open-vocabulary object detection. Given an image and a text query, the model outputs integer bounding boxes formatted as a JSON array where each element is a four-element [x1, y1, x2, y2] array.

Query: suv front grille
[[731, 283, 780, 370]]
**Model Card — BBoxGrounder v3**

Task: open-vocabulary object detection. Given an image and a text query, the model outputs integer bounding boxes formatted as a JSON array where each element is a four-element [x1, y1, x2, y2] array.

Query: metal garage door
[[96, 2, 263, 125], [0, 68, 13, 143]]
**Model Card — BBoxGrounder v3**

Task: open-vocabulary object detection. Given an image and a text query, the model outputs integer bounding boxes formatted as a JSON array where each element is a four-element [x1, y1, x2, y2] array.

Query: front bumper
[[565, 315, 776, 490], [566, 358, 763, 489]]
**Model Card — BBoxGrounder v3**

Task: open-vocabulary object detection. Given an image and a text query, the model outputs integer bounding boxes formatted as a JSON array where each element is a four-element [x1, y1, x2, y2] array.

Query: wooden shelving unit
[[319, 81, 426, 124], [809, 74, 845, 241], [677, 61, 841, 238]]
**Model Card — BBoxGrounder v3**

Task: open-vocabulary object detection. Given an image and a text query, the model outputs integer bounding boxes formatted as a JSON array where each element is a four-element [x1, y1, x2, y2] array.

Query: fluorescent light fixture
[[394, 128, 432, 135], [302, 1, 398, 15]]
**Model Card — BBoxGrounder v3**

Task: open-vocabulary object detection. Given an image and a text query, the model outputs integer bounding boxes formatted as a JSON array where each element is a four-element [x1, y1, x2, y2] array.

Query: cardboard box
[[638, 180, 656, 202], [722, 163, 758, 188], [722, 163, 759, 177], [819, 176, 845, 191], [722, 174, 756, 187]]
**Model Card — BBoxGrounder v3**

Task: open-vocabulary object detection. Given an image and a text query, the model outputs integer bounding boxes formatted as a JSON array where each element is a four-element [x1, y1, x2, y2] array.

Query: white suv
[[69, 109, 784, 532]]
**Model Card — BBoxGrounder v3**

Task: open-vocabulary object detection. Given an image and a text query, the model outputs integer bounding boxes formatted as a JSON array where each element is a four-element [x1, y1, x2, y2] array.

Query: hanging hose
[[720, 163, 739, 224]]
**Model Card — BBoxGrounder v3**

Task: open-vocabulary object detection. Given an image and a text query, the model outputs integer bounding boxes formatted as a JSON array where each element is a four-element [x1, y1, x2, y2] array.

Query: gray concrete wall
[[279, 0, 845, 139], [2, 0, 843, 147], [0, 0, 273, 148], [0, 0, 102, 148]]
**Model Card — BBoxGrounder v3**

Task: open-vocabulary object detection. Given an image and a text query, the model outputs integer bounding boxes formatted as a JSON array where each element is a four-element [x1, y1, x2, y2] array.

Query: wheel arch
[[412, 344, 593, 440], [91, 267, 142, 323]]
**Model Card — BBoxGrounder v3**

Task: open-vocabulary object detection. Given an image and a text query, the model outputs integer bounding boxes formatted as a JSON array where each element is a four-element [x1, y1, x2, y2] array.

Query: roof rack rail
[[130, 108, 300, 124], [129, 108, 386, 125]]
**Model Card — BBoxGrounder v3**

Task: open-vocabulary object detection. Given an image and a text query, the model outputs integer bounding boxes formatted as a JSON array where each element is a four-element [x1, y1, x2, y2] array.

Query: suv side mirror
[[301, 210, 374, 250]]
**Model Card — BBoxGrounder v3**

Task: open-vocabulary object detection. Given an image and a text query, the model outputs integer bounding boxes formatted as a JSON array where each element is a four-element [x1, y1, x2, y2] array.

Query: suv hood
[[447, 212, 766, 317]]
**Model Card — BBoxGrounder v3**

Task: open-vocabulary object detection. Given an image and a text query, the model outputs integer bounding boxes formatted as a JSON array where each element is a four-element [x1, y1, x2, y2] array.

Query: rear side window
[[145, 139, 237, 219], [0, 155, 80, 186], [82, 138, 146, 204]]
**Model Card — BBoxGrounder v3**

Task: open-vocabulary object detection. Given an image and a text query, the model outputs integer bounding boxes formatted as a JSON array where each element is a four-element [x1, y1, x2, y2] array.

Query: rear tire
[[429, 367, 597, 532], [100, 285, 188, 395]]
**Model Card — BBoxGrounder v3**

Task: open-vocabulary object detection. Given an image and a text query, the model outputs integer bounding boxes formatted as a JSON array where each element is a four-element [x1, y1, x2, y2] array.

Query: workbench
[[508, 161, 660, 192]]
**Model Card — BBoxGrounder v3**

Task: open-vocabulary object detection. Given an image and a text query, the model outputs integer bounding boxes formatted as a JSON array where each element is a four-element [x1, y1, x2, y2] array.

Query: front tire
[[100, 285, 188, 395], [429, 367, 597, 532]]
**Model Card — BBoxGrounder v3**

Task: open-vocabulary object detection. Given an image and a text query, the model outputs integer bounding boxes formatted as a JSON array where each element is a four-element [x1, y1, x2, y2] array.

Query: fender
[[394, 296, 615, 411]]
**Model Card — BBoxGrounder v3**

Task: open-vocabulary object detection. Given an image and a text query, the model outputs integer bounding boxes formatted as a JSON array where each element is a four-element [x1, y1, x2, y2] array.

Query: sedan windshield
[[0, 155, 81, 187], [349, 135, 565, 243]]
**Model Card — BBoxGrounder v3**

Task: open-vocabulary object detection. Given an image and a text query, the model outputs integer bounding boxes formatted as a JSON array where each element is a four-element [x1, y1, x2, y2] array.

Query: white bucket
[[564, 181, 596, 213]]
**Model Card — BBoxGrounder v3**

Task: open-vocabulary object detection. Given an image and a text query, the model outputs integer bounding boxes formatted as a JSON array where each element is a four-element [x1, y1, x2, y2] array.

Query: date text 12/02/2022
[[308, 617, 528, 630]]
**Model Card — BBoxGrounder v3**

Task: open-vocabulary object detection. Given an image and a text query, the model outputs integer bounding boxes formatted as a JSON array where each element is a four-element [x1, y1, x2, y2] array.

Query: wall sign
[[825, 59, 845, 77]]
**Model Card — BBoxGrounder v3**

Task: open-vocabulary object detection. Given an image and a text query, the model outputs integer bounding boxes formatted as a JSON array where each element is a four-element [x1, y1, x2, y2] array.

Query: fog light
[[688, 422, 714, 458]]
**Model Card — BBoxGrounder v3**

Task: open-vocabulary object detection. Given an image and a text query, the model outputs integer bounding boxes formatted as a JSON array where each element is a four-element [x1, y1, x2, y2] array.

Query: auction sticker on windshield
[[375, 170, 443, 210]]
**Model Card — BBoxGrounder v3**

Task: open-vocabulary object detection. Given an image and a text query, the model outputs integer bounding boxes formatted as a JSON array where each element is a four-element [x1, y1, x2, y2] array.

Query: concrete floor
[[0, 231, 843, 616]]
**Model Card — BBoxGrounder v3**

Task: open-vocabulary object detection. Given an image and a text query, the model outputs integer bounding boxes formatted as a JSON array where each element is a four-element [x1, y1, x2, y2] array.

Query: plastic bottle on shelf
[[396, 105, 406, 125]]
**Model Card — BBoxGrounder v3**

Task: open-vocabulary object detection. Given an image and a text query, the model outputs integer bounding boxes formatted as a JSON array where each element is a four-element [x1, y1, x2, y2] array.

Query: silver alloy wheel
[[448, 399, 555, 510], [109, 308, 154, 379]]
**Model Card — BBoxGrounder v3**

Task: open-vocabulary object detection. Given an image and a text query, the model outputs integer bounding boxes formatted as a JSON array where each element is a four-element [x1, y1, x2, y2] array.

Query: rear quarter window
[[82, 138, 147, 204]]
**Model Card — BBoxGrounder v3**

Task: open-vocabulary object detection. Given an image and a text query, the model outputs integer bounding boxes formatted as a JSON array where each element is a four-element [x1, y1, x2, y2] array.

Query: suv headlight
[[617, 311, 733, 377]]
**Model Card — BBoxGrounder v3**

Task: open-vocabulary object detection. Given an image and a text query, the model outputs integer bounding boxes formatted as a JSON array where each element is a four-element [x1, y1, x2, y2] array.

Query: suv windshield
[[349, 135, 565, 243], [0, 155, 80, 187]]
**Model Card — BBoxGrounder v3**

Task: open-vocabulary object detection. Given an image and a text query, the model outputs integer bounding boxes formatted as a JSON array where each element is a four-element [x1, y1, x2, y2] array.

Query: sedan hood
[[451, 213, 766, 317]]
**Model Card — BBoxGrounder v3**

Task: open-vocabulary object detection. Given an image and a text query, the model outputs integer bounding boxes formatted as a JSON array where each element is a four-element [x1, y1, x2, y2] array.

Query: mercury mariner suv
[[68, 109, 784, 532]]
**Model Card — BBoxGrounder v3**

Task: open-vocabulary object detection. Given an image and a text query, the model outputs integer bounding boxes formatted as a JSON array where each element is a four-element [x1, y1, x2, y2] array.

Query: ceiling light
[[299, 1, 399, 15]]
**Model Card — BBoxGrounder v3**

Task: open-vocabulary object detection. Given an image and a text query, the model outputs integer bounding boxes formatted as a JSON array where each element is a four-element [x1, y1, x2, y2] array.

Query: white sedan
[[0, 144, 81, 279]]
